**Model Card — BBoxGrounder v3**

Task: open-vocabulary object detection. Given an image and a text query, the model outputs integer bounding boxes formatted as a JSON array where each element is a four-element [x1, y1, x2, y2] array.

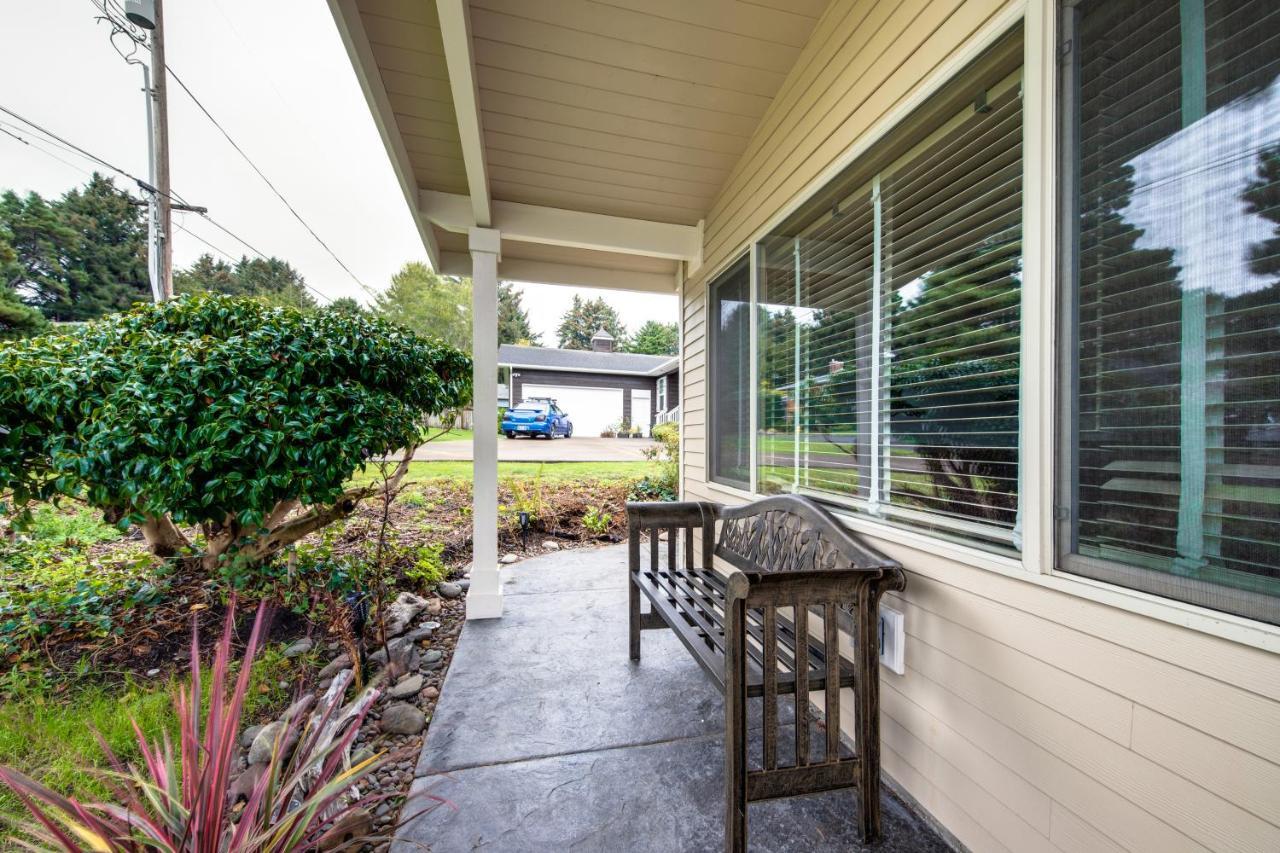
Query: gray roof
[[499, 344, 677, 377]]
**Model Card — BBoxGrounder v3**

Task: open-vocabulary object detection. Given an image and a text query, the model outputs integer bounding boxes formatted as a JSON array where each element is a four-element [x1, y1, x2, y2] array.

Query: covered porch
[[392, 545, 949, 852]]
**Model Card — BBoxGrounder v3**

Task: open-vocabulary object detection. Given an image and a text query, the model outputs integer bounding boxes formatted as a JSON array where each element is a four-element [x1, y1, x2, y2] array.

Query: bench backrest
[[714, 495, 900, 579]]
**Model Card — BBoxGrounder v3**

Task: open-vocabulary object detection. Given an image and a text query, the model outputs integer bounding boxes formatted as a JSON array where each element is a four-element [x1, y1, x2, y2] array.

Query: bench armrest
[[625, 500, 720, 529]]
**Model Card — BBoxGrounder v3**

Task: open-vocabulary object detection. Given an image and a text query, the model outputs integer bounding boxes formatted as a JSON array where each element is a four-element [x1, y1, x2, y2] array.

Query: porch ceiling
[[330, 0, 830, 290]]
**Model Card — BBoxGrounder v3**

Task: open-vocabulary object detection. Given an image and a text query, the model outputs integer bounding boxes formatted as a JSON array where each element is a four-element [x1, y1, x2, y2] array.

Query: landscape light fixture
[[124, 0, 157, 30]]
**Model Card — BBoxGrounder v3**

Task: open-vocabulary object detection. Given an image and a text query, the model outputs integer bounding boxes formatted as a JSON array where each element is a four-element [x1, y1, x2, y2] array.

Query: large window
[[1060, 0, 1280, 623], [752, 31, 1024, 548], [709, 256, 752, 489]]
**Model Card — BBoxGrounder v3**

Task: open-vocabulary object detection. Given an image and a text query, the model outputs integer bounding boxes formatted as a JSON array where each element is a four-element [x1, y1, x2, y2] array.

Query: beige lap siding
[[678, 1, 1280, 851]]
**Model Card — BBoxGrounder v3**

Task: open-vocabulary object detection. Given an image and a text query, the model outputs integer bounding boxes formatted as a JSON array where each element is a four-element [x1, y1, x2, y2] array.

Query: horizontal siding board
[[1130, 707, 1280, 825], [1049, 803, 1131, 853], [486, 163, 711, 211], [882, 741, 1015, 853], [484, 131, 731, 187], [592, 0, 822, 48], [879, 683, 1054, 832], [359, 12, 444, 55], [358, 0, 437, 26], [895, 571, 1280, 762], [896, 598, 1135, 744], [884, 677, 1210, 853], [900, 641, 1280, 852]]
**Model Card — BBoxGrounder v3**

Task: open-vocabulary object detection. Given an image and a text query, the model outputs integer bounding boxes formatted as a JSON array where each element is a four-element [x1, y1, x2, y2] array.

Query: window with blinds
[[709, 256, 752, 490], [752, 30, 1023, 548], [1061, 0, 1280, 623]]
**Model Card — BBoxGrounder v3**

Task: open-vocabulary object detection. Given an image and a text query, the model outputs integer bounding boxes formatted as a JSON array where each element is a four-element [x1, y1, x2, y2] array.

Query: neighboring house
[[333, 1, 1280, 850], [499, 329, 677, 437]]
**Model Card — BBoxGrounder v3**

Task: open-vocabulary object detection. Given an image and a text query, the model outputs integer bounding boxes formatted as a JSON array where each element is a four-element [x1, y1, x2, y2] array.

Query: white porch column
[[466, 226, 503, 619]]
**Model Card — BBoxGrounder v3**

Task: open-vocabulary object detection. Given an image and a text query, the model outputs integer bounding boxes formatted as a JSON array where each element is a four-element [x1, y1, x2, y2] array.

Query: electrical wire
[[86, 0, 368, 293], [0, 103, 333, 304]]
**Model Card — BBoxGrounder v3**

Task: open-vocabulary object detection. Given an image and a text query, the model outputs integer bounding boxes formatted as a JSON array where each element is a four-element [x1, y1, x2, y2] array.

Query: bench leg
[[724, 598, 748, 853], [628, 572, 641, 662], [855, 584, 883, 843]]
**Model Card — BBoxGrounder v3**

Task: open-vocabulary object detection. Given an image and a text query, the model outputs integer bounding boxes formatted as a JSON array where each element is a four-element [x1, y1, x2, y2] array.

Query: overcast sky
[[0, 0, 676, 344]]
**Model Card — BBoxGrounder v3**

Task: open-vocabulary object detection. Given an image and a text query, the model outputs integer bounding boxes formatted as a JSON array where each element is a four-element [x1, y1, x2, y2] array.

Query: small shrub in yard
[[0, 603, 391, 851], [582, 506, 612, 536], [631, 421, 680, 502], [0, 294, 471, 576]]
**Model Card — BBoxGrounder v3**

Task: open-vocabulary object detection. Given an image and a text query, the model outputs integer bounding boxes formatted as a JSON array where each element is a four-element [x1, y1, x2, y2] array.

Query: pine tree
[[371, 261, 472, 352], [625, 320, 677, 355], [0, 222, 46, 339], [555, 294, 626, 349], [326, 296, 365, 316], [175, 253, 316, 309], [0, 174, 149, 322], [498, 281, 539, 345]]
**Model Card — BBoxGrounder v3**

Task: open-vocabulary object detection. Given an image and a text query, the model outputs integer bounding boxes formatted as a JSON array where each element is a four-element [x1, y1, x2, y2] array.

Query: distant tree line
[[1, 175, 678, 357]]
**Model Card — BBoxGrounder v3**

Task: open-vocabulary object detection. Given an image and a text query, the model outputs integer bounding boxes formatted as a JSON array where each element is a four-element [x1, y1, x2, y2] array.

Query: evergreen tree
[[175, 253, 316, 310], [555, 294, 626, 349], [371, 261, 471, 353], [625, 319, 677, 355], [326, 296, 365, 316], [0, 222, 46, 339], [498, 281, 539, 345]]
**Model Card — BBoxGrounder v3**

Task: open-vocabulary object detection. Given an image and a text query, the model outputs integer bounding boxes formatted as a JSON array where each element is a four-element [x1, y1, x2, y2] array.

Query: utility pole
[[151, 0, 173, 299]]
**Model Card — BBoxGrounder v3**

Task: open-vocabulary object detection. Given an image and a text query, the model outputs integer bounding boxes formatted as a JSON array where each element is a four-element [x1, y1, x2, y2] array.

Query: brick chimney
[[590, 328, 615, 353]]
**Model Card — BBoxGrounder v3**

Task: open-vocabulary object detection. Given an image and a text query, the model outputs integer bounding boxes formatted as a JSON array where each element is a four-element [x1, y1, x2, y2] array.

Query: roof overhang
[[329, 0, 830, 294]]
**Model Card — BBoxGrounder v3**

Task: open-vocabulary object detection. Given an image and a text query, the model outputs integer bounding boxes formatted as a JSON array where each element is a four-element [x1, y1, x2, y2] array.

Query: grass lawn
[[422, 428, 472, 443], [351, 460, 653, 487], [0, 647, 302, 819]]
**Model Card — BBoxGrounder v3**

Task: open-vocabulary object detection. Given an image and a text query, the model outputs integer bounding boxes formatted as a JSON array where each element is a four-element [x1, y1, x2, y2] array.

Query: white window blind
[[752, 32, 1023, 549], [1061, 0, 1280, 623]]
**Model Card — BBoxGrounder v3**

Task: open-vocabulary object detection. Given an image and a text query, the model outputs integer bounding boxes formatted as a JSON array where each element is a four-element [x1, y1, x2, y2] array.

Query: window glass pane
[[754, 30, 1023, 548], [1063, 0, 1280, 623], [710, 256, 752, 489]]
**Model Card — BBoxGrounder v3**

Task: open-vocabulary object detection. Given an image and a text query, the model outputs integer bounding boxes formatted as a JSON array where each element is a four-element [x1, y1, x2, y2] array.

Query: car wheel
[[505, 431, 516, 438], [565, 425, 573, 438]]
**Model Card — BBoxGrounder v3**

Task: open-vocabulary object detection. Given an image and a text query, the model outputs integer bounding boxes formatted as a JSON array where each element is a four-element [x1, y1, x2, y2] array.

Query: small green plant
[[401, 489, 431, 509], [582, 506, 612, 536], [404, 541, 447, 587], [632, 422, 680, 502]]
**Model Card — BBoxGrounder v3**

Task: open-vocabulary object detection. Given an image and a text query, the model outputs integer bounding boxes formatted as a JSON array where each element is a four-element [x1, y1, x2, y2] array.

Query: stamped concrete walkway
[[394, 545, 950, 852]]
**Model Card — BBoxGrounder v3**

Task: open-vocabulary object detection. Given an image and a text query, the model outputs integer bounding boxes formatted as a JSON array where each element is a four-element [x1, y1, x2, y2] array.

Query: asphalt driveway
[[412, 435, 658, 462]]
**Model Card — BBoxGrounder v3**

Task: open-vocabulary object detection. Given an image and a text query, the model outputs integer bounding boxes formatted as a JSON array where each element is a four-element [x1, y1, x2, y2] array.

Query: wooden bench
[[626, 495, 905, 852]]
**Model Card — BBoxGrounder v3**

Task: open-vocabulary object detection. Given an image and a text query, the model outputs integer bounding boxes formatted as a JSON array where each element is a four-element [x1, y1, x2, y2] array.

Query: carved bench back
[[713, 495, 899, 579]]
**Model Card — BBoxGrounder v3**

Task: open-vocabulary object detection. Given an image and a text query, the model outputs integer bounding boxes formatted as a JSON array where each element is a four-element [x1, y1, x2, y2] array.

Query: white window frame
[[656, 375, 667, 414], [691, 0, 1280, 651]]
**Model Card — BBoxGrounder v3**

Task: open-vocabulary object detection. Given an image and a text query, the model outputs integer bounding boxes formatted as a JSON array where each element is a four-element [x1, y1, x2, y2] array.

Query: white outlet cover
[[878, 605, 905, 675]]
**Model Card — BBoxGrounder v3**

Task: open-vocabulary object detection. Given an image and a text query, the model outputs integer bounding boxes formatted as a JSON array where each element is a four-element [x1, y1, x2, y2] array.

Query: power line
[[0, 103, 332, 304], [164, 68, 368, 291], [85, 0, 367, 293]]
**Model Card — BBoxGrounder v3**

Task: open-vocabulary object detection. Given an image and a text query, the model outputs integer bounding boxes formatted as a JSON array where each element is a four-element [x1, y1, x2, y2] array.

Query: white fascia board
[[424, 190, 700, 261], [439, 251, 677, 294], [328, 0, 440, 269], [436, 0, 491, 228], [500, 362, 662, 378]]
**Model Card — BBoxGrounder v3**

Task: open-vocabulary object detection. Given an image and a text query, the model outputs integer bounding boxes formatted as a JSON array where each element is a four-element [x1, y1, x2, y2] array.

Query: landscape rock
[[437, 581, 463, 599], [458, 579, 471, 591], [384, 592, 430, 638], [240, 724, 265, 749], [228, 762, 266, 806], [248, 721, 286, 766], [500, 553, 519, 564], [543, 540, 561, 551], [317, 654, 352, 680], [282, 637, 313, 658], [424, 686, 439, 700], [403, 623, 438, 643], [426, 598, 443, 616], [379, 702, 426, 735], [388, 674, 423, 699]]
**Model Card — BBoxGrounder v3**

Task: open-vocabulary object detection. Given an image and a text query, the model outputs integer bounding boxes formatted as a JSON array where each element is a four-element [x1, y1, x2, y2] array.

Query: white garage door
[[520, 384, 624, 437]]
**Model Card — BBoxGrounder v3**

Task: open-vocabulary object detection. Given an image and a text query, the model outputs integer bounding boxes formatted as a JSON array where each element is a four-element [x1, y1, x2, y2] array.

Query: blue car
[[502, 399, 573, 439]]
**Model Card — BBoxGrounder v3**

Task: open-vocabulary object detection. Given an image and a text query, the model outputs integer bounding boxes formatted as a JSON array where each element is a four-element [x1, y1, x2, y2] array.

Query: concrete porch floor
[[394, 545, 951, 852]]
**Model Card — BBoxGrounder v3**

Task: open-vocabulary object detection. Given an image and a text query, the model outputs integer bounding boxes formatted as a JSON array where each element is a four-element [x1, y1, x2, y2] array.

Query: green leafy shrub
[[404, 541, 447, 587], [582, 506, 612, 535], [0, 294, 471, 574], [631, 422, 680, 501]]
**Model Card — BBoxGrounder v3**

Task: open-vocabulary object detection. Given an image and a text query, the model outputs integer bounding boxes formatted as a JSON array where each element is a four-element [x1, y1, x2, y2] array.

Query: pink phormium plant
[[0, 603, 390, 851]]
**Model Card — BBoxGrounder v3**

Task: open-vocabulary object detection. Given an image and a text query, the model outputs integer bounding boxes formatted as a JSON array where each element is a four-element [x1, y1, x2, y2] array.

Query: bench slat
[[795, 605, 810, 767]]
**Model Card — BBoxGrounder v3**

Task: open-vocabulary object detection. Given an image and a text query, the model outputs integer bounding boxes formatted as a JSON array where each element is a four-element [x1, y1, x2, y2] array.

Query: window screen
[[1061, 0, 1280, 623], [709, 256, 752, 489], [754, 30, 1023, 548]]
